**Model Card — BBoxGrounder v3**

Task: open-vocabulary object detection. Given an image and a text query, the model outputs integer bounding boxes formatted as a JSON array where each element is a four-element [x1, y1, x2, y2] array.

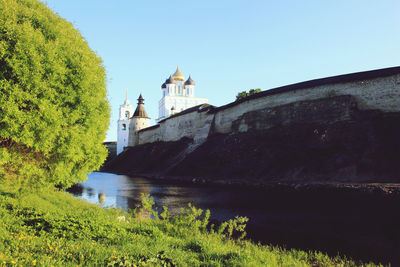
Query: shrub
[[0, 0, 109, 188]]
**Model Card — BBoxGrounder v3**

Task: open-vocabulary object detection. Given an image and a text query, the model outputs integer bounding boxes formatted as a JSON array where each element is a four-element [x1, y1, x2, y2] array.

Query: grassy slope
[[0, 184, 381, 267]]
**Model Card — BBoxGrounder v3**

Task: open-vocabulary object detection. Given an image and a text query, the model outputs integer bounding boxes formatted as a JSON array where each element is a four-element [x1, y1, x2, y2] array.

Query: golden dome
[[172, 66, 185, 81]]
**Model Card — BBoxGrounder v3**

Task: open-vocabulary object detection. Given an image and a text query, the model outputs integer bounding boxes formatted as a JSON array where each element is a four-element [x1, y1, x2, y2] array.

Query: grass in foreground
[[0, 184, 383, 266]]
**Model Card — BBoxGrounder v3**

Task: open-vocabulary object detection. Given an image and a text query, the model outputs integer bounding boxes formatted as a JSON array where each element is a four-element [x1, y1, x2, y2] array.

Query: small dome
[[161, 82, 166, 89], [172, 66, 185, 81], [184, 76, 195, 86], [133, 94, 149, 118], [165, 75, 176, 84]]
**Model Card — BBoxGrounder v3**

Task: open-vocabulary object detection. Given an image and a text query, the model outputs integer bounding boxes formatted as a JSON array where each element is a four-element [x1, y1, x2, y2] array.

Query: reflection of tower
[[117, 90, 135, 154], [158, 66, 208, 122], [128, 94, 151, 146]]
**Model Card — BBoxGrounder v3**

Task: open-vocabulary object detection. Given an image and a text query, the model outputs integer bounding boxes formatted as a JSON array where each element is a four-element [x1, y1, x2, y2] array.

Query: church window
[[122, 124, 126, 130], [125, 111, 130, 119]]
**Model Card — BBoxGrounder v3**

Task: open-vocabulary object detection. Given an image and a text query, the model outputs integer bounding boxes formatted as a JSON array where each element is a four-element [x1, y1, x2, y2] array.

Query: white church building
[[116, 66, 208, 154], [158, 66, 208, 122]]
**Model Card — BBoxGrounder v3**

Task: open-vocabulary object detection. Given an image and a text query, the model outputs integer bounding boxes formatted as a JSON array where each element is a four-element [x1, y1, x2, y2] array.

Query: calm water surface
[[71, 172, 400, 265]]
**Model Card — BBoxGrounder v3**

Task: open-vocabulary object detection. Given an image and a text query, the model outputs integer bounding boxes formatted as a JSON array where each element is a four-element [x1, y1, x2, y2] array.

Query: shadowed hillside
[[102, 110, 400, 187]]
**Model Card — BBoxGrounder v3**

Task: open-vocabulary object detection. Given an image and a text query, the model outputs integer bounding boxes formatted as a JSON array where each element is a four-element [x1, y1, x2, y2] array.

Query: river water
[[70, 172, 400, 265]]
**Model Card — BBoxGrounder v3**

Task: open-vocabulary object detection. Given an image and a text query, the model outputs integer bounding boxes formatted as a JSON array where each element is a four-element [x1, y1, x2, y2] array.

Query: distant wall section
[[213, 74, 400, 134], [131, 69, 400, 146], [137, 105, 214, 145], [103, 141, 117, 163]]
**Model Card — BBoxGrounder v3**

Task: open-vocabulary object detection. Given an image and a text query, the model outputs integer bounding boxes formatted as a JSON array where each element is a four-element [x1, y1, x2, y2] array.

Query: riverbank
[[104, 170, 400, 197], [102, 112, 400, 192], [0, 183, 382, 266], [69, 172, 400, 265]]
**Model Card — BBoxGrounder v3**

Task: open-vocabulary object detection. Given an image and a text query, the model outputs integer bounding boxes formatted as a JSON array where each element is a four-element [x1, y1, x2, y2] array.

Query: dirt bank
[[102, 111, 400, 194]]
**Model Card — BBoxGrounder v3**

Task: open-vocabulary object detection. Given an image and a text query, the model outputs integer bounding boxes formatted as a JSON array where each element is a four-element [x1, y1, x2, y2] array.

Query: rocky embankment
[[102, 111, 400, 195]]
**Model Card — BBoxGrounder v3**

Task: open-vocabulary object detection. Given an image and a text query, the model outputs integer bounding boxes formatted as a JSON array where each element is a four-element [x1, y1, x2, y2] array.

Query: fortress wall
[[136, 108, 214, 145], [213, 74, 400, 134], [231, 95, 357, 133], [138, 126, 161, 144], [157, 110, 214, 143], [130, 70, 400, 146]]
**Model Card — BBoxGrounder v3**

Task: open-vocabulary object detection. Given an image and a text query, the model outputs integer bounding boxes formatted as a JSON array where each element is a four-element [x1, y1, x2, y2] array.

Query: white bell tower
[[117, 90, 135, 154]]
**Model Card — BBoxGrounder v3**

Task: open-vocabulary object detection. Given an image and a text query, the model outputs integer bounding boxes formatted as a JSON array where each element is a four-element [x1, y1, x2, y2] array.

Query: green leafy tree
[[235, 88, 262, 100], [0, 0, 110, 188]]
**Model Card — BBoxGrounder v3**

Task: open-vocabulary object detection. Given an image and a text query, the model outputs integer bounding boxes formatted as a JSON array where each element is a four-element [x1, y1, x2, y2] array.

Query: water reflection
[[71, 172, 400, 265]]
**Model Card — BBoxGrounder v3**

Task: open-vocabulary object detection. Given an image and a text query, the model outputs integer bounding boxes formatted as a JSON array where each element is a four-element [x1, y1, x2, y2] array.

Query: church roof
[[133, 94, 150, 118], [184, 76, 195, 86], [172, 66, 185, 81], [165, 75, 176, 84], [161, 82, 166, 89]]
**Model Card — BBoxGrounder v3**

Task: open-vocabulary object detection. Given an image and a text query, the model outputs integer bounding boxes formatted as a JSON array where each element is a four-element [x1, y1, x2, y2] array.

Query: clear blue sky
[[44, 0, 400, 141]]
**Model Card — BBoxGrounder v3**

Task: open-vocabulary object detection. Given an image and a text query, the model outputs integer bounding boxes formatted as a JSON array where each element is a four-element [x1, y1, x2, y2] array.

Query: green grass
[[0, 183, 383, 266]]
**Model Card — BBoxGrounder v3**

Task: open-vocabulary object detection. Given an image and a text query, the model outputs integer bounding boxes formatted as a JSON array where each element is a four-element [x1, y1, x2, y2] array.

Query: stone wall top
[[158, 103, 215, 123], [137, 124, 160, 133], [210, 66, 400, 113]]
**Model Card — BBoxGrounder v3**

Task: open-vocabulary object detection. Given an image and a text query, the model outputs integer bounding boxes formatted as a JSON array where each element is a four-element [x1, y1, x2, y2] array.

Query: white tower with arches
[[117, 90, 135, 154], [158, 66, 208, 122]]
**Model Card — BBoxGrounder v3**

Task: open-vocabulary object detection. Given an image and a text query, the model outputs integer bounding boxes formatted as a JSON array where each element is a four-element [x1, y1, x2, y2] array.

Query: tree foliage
[[236, 88, 262, 100], [0, 0, 110, 188]]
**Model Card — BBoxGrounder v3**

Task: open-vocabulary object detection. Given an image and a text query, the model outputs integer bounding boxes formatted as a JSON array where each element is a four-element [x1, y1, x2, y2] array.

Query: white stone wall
[[214, 74, 400, 133], [159, 109, 214, 143], [137, 107, 214, 145], [138, 126, 161, 144]]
